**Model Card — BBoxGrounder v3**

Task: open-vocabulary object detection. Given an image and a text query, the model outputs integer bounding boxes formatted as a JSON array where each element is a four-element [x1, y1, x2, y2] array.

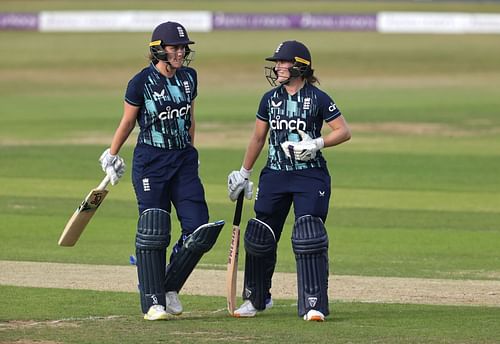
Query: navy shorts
[[132, 144, 209, 235], [254, 167, 331, 241]]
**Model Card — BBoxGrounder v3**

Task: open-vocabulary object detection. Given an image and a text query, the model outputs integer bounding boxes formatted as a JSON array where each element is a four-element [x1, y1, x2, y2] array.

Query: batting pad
[[243, 218, 277, 310], [135, 208, 171, 313], [292, 215, 330, 317], [164, 220, 225, 292]]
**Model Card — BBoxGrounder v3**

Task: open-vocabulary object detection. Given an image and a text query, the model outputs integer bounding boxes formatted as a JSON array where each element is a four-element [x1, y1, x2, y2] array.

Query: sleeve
[[124, 73, 144, 107], [190, 68, 198, 100], [182, 67, 198, 100], [319, 91, 342, 122], [256, 94, 269, 122]]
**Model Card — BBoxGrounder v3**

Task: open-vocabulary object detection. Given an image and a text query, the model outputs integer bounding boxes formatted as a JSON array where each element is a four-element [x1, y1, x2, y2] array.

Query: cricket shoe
[[144, 305, 168, 321], [165, 291, 183, 315], [303, 309, 325, 322], [233, 298, 273, 318]]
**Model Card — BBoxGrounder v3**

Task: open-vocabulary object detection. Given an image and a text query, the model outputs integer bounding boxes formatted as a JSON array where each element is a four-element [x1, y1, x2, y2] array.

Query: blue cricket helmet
[[266, 40, 311, 65]]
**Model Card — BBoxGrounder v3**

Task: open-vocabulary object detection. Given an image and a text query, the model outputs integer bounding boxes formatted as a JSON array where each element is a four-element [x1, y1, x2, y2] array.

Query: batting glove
[[281, 130, 324, 162], [99, 148, 126, 185], [227, 167, 253, 201]]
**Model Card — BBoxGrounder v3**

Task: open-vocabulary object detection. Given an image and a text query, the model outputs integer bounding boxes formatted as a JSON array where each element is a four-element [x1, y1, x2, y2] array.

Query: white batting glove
[[99, 148, 126, 185], [227, 167, 253, 201], [281, 130, 324, 162]]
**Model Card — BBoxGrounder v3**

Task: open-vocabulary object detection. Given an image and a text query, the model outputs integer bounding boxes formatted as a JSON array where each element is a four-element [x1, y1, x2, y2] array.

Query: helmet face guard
[[149, 40, 195, 67], [265, 57, 312, 86]]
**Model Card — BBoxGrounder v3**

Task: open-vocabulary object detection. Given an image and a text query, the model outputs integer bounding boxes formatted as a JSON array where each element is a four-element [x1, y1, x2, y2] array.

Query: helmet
[[265, 40, 313, 85], [149, 21, 195, 66]]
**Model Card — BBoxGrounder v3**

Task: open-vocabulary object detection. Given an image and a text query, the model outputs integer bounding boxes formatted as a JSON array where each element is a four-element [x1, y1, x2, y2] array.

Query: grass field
[[1, 1, 500, 343]]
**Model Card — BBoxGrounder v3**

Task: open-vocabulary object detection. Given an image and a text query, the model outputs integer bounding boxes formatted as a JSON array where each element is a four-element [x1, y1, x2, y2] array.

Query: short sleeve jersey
[[257, 83, 341, 171], [125, 63, 197, 150]]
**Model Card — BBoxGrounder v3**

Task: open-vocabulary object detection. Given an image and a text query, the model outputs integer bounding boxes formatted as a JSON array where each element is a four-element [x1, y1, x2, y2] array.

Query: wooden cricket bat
[[58, 175, 111, 247], [226, 192, 245, 316]]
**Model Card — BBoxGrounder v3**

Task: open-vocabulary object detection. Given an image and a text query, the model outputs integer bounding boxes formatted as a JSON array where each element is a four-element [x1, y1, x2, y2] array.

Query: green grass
[[1, 1, 500, 343], [1, 286, 499, 344]]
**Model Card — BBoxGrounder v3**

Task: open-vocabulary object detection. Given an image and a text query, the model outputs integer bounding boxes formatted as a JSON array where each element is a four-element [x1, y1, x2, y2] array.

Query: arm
[[281, 115, 351, 162], [227, 119, 269, 201], [110, 102, 140, 155], [242, 119, 269, 171], [99, 102, 139, 185], [322, 114, 351, 148], [189, 101, 196, 146]]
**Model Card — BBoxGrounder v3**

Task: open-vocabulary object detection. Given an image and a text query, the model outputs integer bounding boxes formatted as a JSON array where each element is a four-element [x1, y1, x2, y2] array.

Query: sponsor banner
[[378, 12, 500, 34], [213, 12, 377, 31], [468, 13, 500, 33], [300, 14, 377, 31], [1, 11, 499, 34], [213, 13, 302, 29], [39, 10, 212, 32], [0, 12, 38, 30]]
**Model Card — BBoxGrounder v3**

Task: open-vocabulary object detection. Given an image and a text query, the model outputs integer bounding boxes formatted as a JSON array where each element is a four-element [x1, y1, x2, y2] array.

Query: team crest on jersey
[[303, 97, 311, 110], [183, 81, 191, 94]]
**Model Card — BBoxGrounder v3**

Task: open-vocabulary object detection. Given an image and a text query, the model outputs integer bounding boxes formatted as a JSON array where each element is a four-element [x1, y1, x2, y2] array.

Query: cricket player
[[100, 21, 224, 320], [228, 40, 351, 321]]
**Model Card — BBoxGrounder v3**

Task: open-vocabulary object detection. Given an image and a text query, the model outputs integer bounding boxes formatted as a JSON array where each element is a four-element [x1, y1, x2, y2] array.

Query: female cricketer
[[227, 40, 351, 321], [100, 21, 224, 320]]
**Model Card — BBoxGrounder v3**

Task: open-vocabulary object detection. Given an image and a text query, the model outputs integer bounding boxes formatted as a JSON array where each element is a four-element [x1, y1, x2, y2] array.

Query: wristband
[[240, 166, 252, 179]]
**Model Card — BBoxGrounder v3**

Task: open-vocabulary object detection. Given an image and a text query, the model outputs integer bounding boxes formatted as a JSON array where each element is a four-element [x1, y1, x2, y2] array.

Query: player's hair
[[305, 73, 319, 85]]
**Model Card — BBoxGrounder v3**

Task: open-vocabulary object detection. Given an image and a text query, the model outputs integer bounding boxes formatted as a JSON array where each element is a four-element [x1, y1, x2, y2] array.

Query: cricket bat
[[58, 175, 111, 247], [226, 192, 245, 316]]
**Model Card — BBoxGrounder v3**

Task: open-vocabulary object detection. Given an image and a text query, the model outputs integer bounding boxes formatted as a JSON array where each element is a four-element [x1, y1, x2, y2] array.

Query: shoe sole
[[233, 312, 256, 318], [144, 314, 169, 321], [305, 315, 324, 322]]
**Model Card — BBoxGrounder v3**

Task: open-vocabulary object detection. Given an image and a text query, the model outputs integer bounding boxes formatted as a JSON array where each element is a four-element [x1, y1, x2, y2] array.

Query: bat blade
[[226, 223, 240, 315], [58, 176, 110, 247], [226, 192, 244, 316]]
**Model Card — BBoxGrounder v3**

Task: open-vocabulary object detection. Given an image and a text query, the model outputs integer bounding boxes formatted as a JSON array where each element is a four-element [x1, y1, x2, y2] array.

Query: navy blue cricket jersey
[[257, 83, 341, 171], [125, 63, 197, 150]]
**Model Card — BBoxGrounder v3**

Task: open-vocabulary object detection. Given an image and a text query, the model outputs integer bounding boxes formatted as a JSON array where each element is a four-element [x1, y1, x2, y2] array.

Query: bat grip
[[97, 174, 111, 190], [233, 192, 244, 226]]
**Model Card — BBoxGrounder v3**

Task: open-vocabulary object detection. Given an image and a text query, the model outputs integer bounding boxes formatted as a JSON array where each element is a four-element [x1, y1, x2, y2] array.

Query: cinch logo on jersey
[[158, 104, 191, 120], [270, 115, 307, 131]]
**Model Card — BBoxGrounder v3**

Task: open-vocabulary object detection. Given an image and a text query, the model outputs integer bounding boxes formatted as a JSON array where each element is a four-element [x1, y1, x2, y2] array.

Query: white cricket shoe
[[234, 298, 273, 318], [144, 305, 168, 321], [165, 291, 183, 315], [303, 309, 325, 322]]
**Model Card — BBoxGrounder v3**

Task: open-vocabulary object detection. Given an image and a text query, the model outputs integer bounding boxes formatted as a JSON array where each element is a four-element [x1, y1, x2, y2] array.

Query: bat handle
[[233, 192, 244, 227], [97, 174, 111, 190]]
